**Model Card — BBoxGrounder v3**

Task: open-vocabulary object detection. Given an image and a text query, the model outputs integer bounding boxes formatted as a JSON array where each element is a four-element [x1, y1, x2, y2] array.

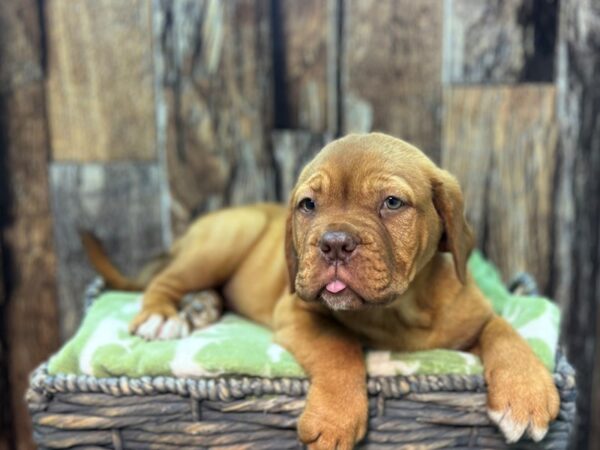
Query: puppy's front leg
[[274, 294, 368, 450], [478, 315, 560, 443]]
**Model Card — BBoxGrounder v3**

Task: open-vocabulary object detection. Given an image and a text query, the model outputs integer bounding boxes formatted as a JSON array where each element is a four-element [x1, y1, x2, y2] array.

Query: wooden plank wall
[[0, 1, 599, 449]]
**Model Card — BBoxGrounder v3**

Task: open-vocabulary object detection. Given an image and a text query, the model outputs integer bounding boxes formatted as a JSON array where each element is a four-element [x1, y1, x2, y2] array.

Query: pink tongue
[[326, 280, 347, 293]]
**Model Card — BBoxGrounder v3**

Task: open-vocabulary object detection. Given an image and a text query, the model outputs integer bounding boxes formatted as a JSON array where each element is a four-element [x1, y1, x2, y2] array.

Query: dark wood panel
[[49, 162, 167, 340], [279, 0, 336, 133], [342, 0, 443, 161], [0, 82, 59, 450], [46, 0, 156, 161], [442, 85, 557, 293], [154, 0, 275, 236], [443, 0, 558, 84], [0, 0, 58, 448], [555, 2, 600, 449], [0, 246, 9, 449], [0, 0, 43, 94]]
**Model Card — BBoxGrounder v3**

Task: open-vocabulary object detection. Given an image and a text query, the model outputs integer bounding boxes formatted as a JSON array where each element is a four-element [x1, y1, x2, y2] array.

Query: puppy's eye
[[383, 196, 405, 210], [298, 197, 316, 213]]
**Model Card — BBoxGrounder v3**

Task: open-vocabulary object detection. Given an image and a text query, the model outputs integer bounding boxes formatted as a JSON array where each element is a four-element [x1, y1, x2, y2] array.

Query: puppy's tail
[[79, 230, 148, 291]]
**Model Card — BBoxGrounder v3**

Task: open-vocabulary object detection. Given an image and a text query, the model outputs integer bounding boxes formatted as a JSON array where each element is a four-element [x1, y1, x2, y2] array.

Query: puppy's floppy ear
[[431, 170, 474, 284], [285, 198, 298, 293]]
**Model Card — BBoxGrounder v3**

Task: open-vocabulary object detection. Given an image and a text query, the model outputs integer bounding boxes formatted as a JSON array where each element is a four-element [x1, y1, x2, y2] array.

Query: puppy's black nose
[[319, 231, 357, 263]]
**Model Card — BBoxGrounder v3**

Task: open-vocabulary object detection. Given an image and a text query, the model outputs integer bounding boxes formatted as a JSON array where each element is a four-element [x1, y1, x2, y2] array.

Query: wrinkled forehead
[[296, 135, 436, 202]]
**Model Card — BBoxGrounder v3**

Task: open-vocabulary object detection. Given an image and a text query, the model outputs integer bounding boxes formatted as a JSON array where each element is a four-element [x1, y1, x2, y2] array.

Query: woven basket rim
[[29, 353, 575, 403]]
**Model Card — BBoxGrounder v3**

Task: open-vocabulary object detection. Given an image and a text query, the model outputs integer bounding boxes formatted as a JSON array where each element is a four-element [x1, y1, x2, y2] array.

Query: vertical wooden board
[[442, 85, 557, 292], [443, 0, 558, 84], [0, 0, 43, 93], [46, 0, 156, 161], [280, 0, 334, 132], [0, 84, 59, 450], [272, 130, 329, 201], [0, 0, 57, 447], [342, 0, 443, 160], [0, 246, 9, 450], [49, 163, 166, 340], [556, 1, 600, 448], [154, 0, 275, 236]]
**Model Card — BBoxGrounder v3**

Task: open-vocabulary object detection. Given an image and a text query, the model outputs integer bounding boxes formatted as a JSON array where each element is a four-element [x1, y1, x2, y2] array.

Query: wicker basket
[[27, 275, 576, 449]]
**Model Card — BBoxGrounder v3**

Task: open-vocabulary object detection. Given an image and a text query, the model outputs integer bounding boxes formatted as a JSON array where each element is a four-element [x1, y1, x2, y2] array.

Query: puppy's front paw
[[298, 384, 368, 450], [486, 364, 560, 443], [130, 304, 190, 341]]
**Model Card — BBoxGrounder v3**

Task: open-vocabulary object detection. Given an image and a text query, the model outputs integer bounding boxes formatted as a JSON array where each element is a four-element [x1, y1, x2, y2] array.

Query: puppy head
[[285, 133, 473, 311]]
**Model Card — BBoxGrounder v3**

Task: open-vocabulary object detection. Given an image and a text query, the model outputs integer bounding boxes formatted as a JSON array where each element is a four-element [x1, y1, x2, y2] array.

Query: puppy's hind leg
[[132, 207, 269, 340]]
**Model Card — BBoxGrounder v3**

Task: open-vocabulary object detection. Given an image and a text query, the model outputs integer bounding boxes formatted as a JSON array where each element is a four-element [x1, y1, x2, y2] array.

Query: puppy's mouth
[[318, 280, 365, 311]]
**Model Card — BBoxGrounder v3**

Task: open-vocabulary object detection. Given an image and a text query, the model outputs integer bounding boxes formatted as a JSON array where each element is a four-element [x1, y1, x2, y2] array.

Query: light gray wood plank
[[342, 0, 443, 161], [49, 162, 166, 340]]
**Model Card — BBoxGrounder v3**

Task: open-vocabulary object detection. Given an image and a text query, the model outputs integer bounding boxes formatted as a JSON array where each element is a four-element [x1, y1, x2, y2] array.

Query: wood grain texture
[[154, 0, 275, 236], [443, 0, 558, 84], [46, 0, 156, 161], [342, 0, 443, 161], [272, 130, 328, 201], [0, 0, 58, 448], [0, 0, 43, 94], [555, 1, 600, 449], [280, 0, 335, 132], [49, 163, 166, 340], [0, 83, 60, 450], [0, 246, 9, 450], [442, 85, 557, 292]]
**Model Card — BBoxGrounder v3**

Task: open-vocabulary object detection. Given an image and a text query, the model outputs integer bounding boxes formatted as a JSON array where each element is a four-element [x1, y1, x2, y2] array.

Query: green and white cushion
[[48, 251, 560, 378]]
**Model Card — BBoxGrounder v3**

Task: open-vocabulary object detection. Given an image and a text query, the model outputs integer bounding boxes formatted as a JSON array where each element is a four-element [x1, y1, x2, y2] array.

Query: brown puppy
[[88, 133, 559, 449]]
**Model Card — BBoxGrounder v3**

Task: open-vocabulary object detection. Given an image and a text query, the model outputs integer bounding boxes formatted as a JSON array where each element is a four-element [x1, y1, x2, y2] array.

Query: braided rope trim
[[29, 355, 575, 404]]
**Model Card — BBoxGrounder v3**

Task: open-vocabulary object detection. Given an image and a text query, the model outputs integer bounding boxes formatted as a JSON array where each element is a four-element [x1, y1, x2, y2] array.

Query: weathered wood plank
[[1, 82, 60, 450], [442, 85, 557, 292], [443, 0, 558, 84], [0, 0, 44, 94], [342, 0, 443, 161], [0, 246, 9, 450], [272, 130, 328, 202], [154, 0, 275, 236], [555, 2, 600, 449], [279, 0, 336, 133], [49, 163, 166, 339], [0, 0, 58, 448], [46, 0, 156, 161]]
